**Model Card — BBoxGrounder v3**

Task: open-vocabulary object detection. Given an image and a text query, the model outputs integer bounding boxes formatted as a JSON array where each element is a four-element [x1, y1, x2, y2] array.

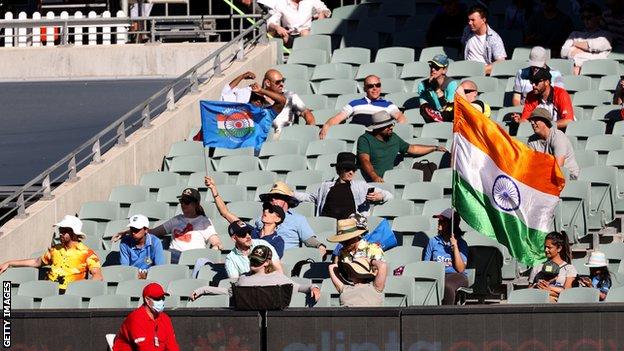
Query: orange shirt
[[40, 242, 101, 290]]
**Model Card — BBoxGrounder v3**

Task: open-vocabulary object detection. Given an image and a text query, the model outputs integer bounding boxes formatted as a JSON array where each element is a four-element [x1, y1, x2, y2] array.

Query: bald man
[[453, 80, 491, 118]]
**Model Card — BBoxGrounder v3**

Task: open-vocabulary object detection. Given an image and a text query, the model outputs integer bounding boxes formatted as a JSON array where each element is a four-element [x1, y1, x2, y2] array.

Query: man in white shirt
[[268, 0, 331, 46], [461, 5, 507, 75]]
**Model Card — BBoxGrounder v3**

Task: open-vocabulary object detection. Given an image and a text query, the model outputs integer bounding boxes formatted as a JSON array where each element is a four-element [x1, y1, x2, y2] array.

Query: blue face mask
[[149, 298, 165, 313]]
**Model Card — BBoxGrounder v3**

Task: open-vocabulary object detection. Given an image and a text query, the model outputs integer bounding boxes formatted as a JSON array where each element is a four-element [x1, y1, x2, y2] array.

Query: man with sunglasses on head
[[294, 152, 393, 219], [319, 75, 406, 139], [223, 221, 283, 279], [513, 67, 574, 130], [119, 214, 165, 279], [417, 54, 458, 123], [0, 215, 103, 293], [113, 282, 179, 351]]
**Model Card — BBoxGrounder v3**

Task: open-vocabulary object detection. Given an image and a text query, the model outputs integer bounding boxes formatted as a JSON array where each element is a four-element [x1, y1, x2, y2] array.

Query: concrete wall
[[0, 40, 278, 261], [0, 42, 244, 80]]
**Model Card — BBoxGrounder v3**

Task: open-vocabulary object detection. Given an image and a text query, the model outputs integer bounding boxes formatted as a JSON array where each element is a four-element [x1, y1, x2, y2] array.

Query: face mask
[[149, 298, 165, 313]]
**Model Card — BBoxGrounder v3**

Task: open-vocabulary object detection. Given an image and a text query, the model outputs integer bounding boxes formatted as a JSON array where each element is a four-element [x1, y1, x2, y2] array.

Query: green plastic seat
[[216, 155, 260, 182], [383, 276, 415, 307], [127, 201, 170, 221], [156, 184, 189, 207], [422, 198, 452, 218], [187, 171, 228, 190], [297, 94, 329, 111], [288, 48, 329, 67], [558, 287, 600, 303], [140, 171, 181, 198], [419, 46, 459, 61], [101, 265, 139, 283], [402, 182, 444, 215], [420, 122, 452, 142], [565, 120, 606, 142], [384, 245, 424, 270], [606, 149, 624, 170], [447, 60, 486, 78], [507, 289, 550, 304], [225, 201, 262, 222], [334, 93, 363, 110], [279, 125, 320, 153], [284, 79, 313, 95], [146, 265, 190, 287], [585, 135, 623, 165], [305, 139, 347, 160], [109, 185, 149, 208], [17, 280, 58, 299], [88, 294, 133, 308], [40, 294, 83, 309], [465, 76, 499, 93], [273, 63, 310, 80], [597, 243, 624, 273], [292, 35, 332, 59], [391, 215, 433, 247], [374, 47, 415, 66], [573, 90, 613, 108], [310, 63, 354, 85], [281, 247, 323, 267], [324, 124, 366, 146], [310, 18, 346, 36], [598, 75, 621, 92], [285, 170, 324, 191], [561, 75, 593, 93], [581, 59, 620, 77], [375, 78, 407, 94], [164, 141, 204, 171], [65, 280, 107, 300], [178, 248, 222, 267], [548, 59, 574, 76], [355, 62, 398, 81], [12, 296, 35, 309], [578, 166, 618, 230], [266, 154, 308, 176], [115, 279, 155, 298], [555, 180, 590, 244], [371, 199, 414, 219], [166, 278, 210, 299], [318, 79, 359, 98], [479, 91, 510, 109], [402, 261, 445, 305], [330, 47, 371, 67], [605, 286, 624, 302], [305, 216, 336, 234], [385, 92, 419, 110], [490, 60, 526, 79], [309, 109, 340, 127], [591, 105, 621, 121], [332, 4, 368, 20], [79, 201, 120, 222], [170, 155, 212, 178], [400, 61, 430, 81]]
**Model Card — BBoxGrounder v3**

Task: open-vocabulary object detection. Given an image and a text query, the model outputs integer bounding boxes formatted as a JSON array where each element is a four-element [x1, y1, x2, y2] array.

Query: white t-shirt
[[162, 215, 217, 252], [272, 91, 307, 132], [464, 34, 487, 63]]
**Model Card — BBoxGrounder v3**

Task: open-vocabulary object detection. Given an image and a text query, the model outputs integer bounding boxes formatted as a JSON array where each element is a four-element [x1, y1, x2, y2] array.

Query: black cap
[[177, 188, 201, 202], [228, 221, 254, 237], [262, 202, 286, 224], [249, 245, 273, 267], [331, 152, 357, 170], [529, 67, 551, 84]]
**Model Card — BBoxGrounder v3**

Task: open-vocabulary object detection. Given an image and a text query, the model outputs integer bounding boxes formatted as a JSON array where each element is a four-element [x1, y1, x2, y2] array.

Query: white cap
[[127, 214, 149, 229], [54, 215, 86, 237], [528, 46, 549, 68], [585, 251, 608, 268], [433, 208, 455, 220]]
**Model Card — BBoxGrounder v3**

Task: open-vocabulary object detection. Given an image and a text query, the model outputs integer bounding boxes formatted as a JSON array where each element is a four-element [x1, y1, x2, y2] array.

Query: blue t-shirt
[[423, 235, 468, 274], [119, 233, 165, 270], [255, 210, 314, 250], [251, 227, 285, 258]]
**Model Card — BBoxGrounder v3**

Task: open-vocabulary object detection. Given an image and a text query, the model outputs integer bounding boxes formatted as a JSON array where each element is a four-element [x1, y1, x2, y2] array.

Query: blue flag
[[200, 100, 275, 151]]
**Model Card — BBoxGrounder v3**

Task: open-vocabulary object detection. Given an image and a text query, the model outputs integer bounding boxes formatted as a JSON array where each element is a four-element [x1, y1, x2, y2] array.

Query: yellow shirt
[[40, 242, 101, 290]]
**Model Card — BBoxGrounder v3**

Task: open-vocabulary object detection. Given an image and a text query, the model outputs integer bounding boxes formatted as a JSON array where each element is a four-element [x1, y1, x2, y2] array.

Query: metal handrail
[[0, 13, 271, 226]]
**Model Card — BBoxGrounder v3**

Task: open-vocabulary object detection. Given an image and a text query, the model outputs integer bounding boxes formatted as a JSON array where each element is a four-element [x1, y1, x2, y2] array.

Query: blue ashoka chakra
[[492, 175, 521, 211], [223, 112, 253, 141]]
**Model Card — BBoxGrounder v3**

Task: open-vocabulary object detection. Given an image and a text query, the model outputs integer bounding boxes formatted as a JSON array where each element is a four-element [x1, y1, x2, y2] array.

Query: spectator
[[356, 111, 447, 182], [456, 80, 491, 118], [328, 217, 386, 264], [524, 0, 573, 57], [0, 215, 102, 293], [461, 5, 507, 75], [191, 245, 320, 302], [113, 282, 179, 351], [268, 0, 331, 46], [220, 71, 258, 103], [114, 188, 223, 264], [504, 0, 535, 31], [578, 251, 612, 301], [224, 221, 283, 279], [561, 2, 613, 75], [425, 0, 467, 50], [514, 67, 575, 129], [205, 176, 286, 257], [294, 152, 393, 219], [603, 0, 624, 51], [417, 54, 458, 123], [119, 214, 165, 278], [263, 69, 315, 136], [512, 46, 564, 106], [319, 75, 406, 139], [528, 231, 576, 302], [256, 181, 327, 256], [526, 108, 580, 179], [424, 208, 469, 305], [614, 77, 624, 105], [328, 257, 387, 307]]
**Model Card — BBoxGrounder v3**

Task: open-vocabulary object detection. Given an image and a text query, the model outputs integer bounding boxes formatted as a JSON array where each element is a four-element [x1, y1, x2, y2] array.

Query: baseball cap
[[177, 188, 201, 203], [529, 67, 551, 83], [142, 282, 169, 299], [249, 245, 273, 267], [262, 202, 286, 224], [228, 221, 254, 237], [127, 214, 149, 229], [528, 46, 549, 68], [528, 108, 553, 127], [428, 54, 450, 68], [432, 208, 455, 220]]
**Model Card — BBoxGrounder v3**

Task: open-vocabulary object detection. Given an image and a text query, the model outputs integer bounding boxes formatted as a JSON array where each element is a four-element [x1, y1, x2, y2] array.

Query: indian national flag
[[452, 95, 566, 266]]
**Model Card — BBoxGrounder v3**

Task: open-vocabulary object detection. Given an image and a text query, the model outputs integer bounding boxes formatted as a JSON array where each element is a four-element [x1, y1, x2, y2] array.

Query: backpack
[[466, 245, 503, 295], [412, 160, 437, 181]]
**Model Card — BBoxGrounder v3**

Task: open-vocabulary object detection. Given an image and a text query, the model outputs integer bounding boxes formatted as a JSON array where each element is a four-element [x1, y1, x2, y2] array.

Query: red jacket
[[113, 306, 180, 351], [520, 86, 574, 122]]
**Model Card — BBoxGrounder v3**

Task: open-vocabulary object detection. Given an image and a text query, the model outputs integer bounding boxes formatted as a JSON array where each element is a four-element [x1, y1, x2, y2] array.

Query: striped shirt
[[341, 96, 400, 126]]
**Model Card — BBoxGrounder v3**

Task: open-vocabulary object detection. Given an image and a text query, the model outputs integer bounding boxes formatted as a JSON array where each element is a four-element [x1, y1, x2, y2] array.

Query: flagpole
[[203, 146, 211, 176], [450, 97, 460, 236]]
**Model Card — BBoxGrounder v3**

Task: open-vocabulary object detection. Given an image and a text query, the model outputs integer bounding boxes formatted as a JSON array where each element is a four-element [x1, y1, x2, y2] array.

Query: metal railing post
[[236, 39, 245, 61], [258, 20, 268, 45], [68, 155, 79, 182], [142, 104, 152, 128], [16, 193, 27, 218], [190, 69, 199, 93], [117, 121, 127, 145], [167, 87, 176, 111], [92, 139, 102, 164], [42, 174, 53, 200], [214, 53, 223, 77], [61, 21, 69, 45]]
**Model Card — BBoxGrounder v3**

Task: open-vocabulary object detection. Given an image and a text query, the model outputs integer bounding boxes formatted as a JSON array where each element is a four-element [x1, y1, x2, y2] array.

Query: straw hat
[[259, 181, 299, 208], [327, 218, 367, 243], [585, 251, 608, 268]]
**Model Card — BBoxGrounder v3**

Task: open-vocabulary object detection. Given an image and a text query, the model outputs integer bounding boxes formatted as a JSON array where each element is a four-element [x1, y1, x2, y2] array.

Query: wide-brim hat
[[366, 111, 395, 132], [327, 218, 367, 243], [585, 251, 608, 268], [54, 215, 87, 240], [330, 152, 357, 170], [259, 181, 299, 208], [528, 107, 553, 127], [338, 257, 377, 281]]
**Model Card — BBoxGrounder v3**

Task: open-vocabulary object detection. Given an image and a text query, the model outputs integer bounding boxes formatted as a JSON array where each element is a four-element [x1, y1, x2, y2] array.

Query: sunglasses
[[340, 167, 357, 173], [464, 89, 477, 94], [235, 231, 251, 238], [429, 65, 443, 71], [364, 83, 381, 89], [530, 79, 543, 85], [130, 227, 143, 233], [58, 227, 72, 234], [273, 78, 286, 85], [179, 199, 193, 205]]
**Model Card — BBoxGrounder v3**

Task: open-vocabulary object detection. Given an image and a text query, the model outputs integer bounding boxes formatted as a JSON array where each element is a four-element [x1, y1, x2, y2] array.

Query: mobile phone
[[367, 187, 375, 194]]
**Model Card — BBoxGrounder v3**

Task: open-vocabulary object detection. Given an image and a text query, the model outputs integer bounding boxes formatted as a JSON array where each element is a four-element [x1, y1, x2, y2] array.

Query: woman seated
[[328, 257, 387, 307], [529, 231, 577, 302], [578, 250, 612, 301], [191, 245, 320, 302]]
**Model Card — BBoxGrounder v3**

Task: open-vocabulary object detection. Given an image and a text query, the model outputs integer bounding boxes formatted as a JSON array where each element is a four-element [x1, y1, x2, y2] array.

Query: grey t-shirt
[[527, 127, 580, 179], [339, 283, 383, 307]]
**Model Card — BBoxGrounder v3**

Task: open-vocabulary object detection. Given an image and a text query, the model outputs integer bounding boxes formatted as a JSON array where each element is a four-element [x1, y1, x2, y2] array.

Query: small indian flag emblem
[[217, 108, 255, 141]]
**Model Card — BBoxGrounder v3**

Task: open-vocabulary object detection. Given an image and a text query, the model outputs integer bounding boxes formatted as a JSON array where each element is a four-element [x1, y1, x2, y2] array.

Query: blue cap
[[428, 54, 449, 68]]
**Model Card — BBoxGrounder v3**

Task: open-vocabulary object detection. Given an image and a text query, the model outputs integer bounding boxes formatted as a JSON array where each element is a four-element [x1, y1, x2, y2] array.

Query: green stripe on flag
[[452, 171, 547, 266]]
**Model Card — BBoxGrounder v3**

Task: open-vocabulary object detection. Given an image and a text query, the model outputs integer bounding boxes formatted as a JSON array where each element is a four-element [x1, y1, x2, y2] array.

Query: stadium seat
[[127, 201, 170, 222], [216, 155, 260, 181], [88, 294, 133, 308], [383, 276, 414, 307], [325, 124, 366, 146], [478, 91, 510, 109], [310, 63, 355, 86], [558, 287, 600, 303], [384, 245, 424, 270], [286, 170, 324, 191], [292, 35, 332, 59], [146, 264, 190, 287], [402, 182, 444, 215], [402, 261, 445, 305], [309, 109, 340, 127], [259, 140, 301, 167], [490, 60, 525, 79], [169, 155, 211, 179], [605, 286, 624, 302], [40, 295, 83, 309], [212, 147, 255, 162], [305, 139, 347, 166], [186, 295, 230, 308], [422, 198, 452, 218], [79, 201, 120, 223], [306, 216, 337, 237], [0, 267, 39, 296], [288, 48, 329, 67], [606, 149, 624, 170], [420, 122, 452, 142], [208, 184, 246, 203], [555, 180, 590, 244], [374, 47, 415, 66], [561, 75, 593, 93], [465, 76, 499, 93], [598, 75, 621, 92], [330, 47, 371, 67], [236, 170, 278, 197], [391, 215, 432, 247], [178, 248, 222, 267], [281, 247, 323, 267], [284, 79, 313, 95], [371, 199, 414, 219], [65, 280, 107, 300], [310, 18, 346, 37], [585, 135, 623, 164], [383, 169, 423, 191], [385, 92, 419, 110], [12, 296, 34, 309], [101, 265, 139, 286], [108, 185, 149, 215], [446, 61, 486, 78], [332, 4, 369, 20], [334, 93, 364, 110], [581, 59, 620, 77], [591, 105, 621, 121], [299, 94, 330, 110], [279, 125, 320, 152], [166, 278, 209, 299], [80, 220, 99, 237], [355, 62, 398, 81], [226, 201, 262, 222], [596, 243, 624, 273], [511, 47, 549, 61], [574, 150, 598, 168], [565, 120, 606, 144], [376, 78, 407, 94], [430, 168, 453, 190], [115, 279, 155, 299], [188, 171, 228, 190], [295, 202, 316, 217], [400, 61, 430, 81], [419, 46, 459, 62], [573, 91, 613, 108], [318, 79, 359, 98], [578, 166, 618, 230], [156, 184, 189, 207], [17, 280, 58, 299], [164, 141, 204, 170], [265, 154, 308, 176], [273, 63, 310, 80], [548, 59, 574, 76], [507, 289, 550, 304], [140, 171, 182, 199]]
